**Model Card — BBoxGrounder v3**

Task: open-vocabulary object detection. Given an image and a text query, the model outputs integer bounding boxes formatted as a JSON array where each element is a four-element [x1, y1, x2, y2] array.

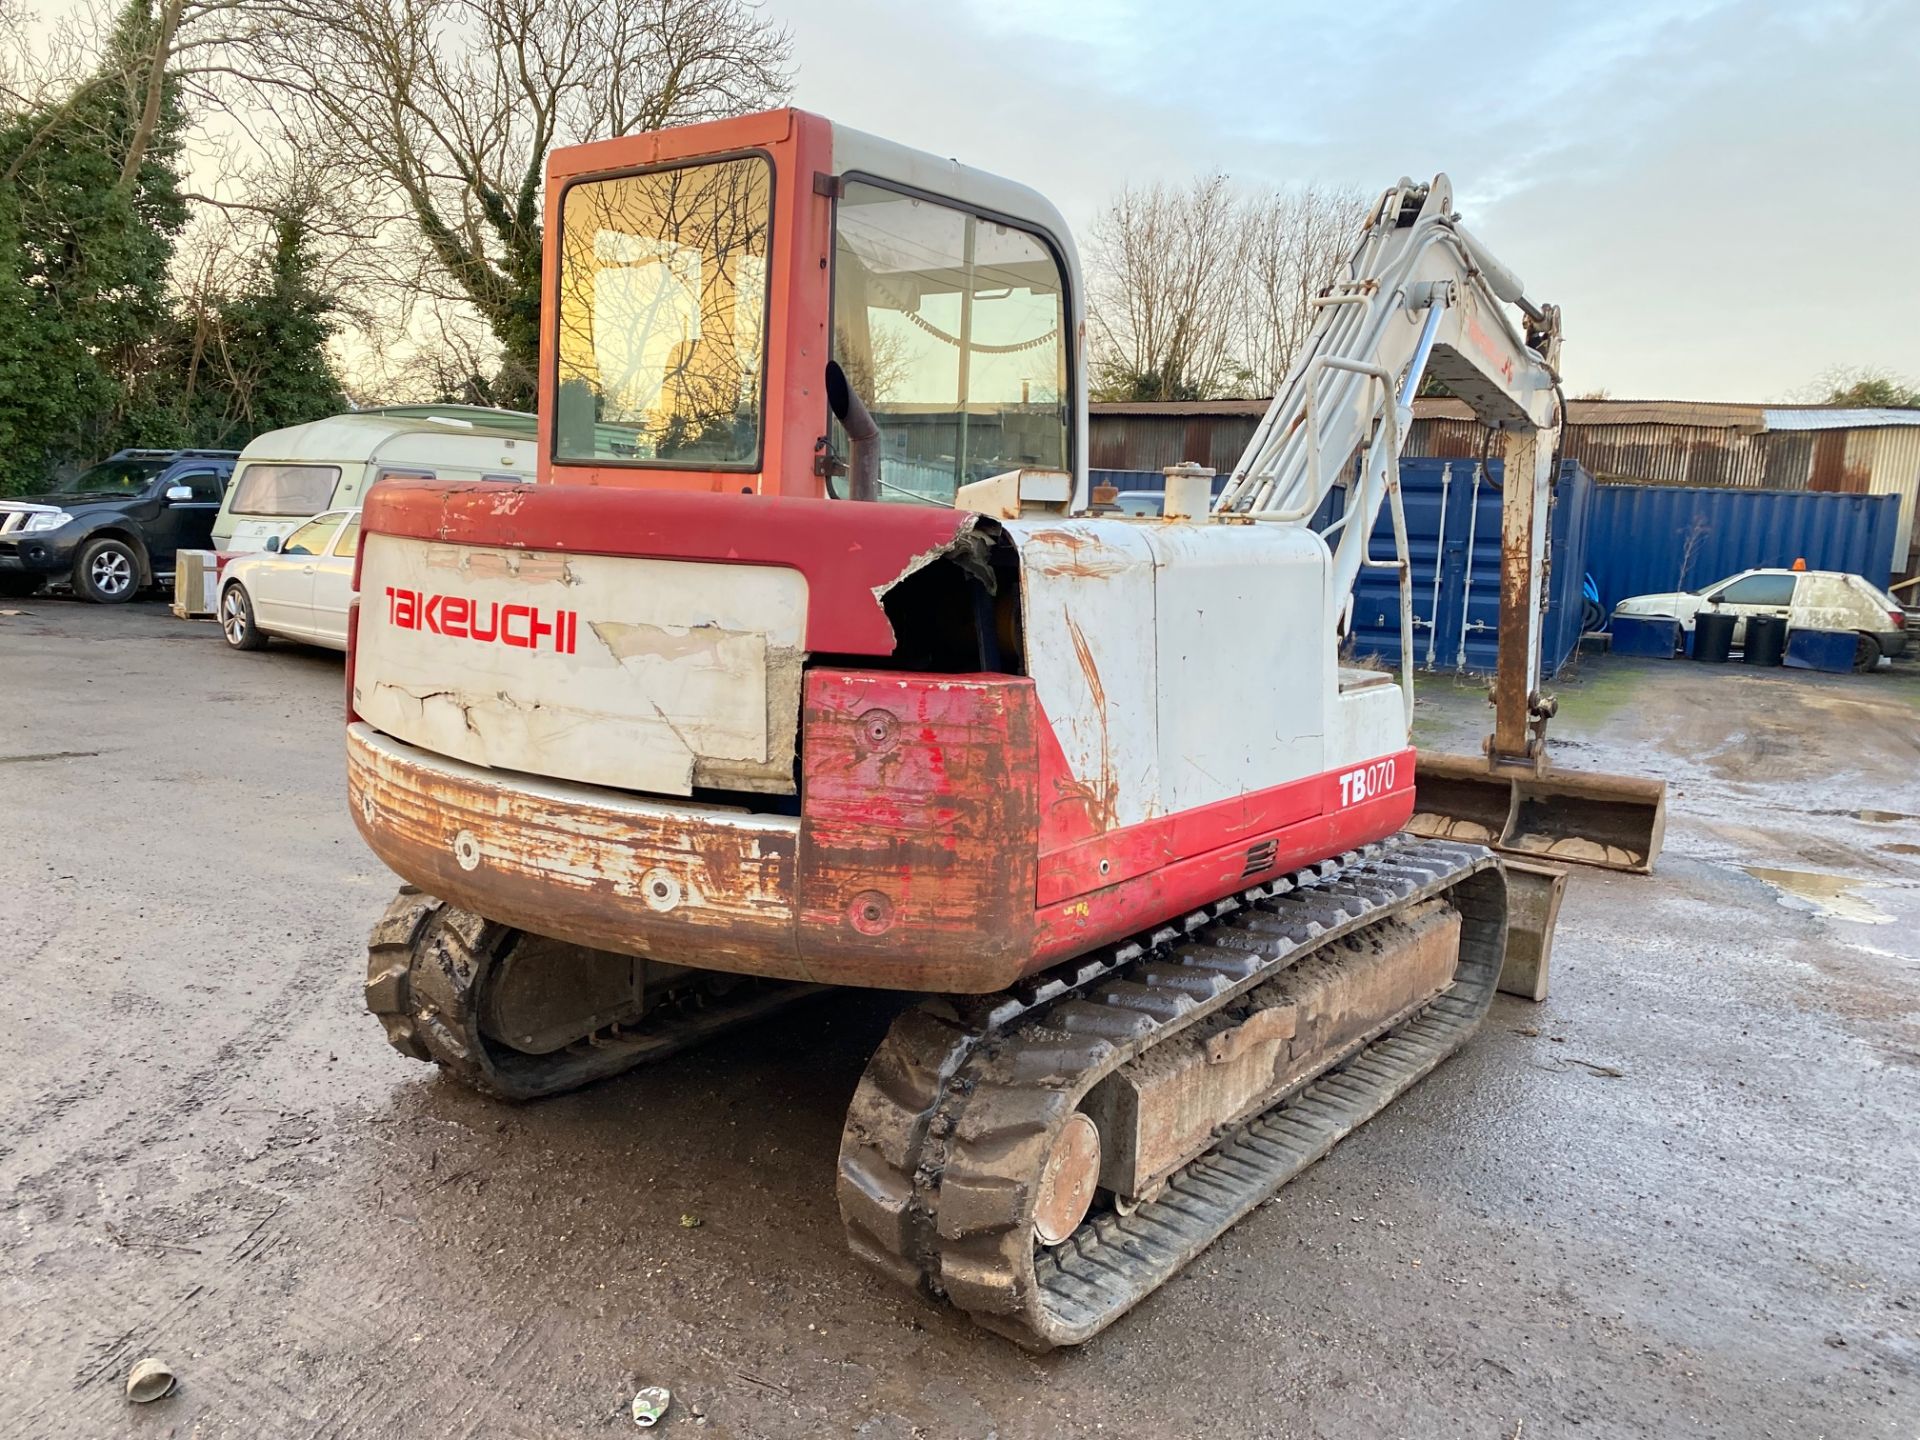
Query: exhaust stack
[[826, 361, 880, 503]]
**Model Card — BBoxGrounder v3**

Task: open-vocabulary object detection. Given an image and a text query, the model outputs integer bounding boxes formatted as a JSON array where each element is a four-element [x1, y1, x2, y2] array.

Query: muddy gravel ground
[[2, 596, 1918, 1440]]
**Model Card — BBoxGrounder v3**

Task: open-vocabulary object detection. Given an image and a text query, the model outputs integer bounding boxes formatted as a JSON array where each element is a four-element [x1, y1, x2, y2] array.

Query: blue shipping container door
[[1586, 486, 1900, 612], [1545, 463, 1595, 672], [1065, 461, 1595, 680], [1344, 458, 1593, 678]]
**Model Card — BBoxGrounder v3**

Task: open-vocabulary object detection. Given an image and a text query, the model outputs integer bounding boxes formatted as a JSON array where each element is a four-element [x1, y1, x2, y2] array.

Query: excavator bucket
[[1409, 751, 1667, 874], [1410, 752, 1661, 1000]]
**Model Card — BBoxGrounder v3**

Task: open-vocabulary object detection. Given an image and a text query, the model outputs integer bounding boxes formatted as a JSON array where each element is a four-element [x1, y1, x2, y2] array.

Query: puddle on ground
[[1843, 940, 1915, 964], [1742, 866, 1894, 925]]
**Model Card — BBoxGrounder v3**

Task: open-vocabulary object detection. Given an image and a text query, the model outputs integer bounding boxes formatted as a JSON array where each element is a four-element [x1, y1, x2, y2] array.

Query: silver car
[[218, 508, 360, 652]]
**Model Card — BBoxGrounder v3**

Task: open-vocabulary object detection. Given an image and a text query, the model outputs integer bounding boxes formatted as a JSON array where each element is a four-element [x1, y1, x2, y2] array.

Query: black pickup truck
[[0, 449, 239, 603]]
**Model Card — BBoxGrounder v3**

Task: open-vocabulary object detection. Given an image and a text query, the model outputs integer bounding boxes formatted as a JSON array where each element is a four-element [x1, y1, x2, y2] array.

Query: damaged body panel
[[356, 480, 984, 655], [348, 479, 1426, 991], [348, 666, 1044, 991], [355, 536, 809, 796], [349, 724, 805, 976]]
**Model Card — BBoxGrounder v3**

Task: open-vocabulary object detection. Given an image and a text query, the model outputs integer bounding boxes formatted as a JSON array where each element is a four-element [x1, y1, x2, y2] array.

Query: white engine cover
[[1005, 516, 1406, 830]]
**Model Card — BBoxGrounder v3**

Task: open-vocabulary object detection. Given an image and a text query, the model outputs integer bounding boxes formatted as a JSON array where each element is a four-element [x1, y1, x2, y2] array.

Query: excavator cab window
[[551, 155, 773, 470], [830, 180, 1068, 504]]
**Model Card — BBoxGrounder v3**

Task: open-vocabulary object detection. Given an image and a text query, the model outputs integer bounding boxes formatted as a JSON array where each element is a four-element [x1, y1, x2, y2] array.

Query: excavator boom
[[1215, 173, 1665, 889]]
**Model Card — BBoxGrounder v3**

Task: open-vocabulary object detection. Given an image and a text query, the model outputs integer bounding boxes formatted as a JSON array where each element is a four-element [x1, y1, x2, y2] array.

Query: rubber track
[[835, 835, 1507, 1349], [364, 886, 824, 1101]]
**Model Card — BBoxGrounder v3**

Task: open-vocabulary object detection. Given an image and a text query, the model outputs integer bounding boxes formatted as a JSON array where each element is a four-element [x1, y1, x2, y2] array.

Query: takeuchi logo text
[[384, 586, 579, 653]]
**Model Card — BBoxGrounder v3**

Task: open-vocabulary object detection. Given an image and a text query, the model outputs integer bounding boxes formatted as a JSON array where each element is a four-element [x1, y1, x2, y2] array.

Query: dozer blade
[[1495, 857, 1568, 1001], [1408, 750, 1667, 875]]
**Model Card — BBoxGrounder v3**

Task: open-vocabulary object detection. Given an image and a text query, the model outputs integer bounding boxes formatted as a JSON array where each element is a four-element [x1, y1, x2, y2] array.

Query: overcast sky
[[24, 0, 1919, 402], [778, 0, 1920, 402]]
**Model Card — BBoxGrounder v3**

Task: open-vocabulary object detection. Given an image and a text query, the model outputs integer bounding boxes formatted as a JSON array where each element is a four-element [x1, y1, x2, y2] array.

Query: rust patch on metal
[[1046, 771, 1108, 835], [1809, 429, 1871, 494], [1064, 613, 1118, 831], [796, 670, 1040, 993], [1024, 528, 1133, 579], [348, 727, 808, 979], [1033, 1113, 1101, 1246]]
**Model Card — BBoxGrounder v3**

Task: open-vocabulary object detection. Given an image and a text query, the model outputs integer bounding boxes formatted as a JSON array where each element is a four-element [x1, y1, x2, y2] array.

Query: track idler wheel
[[1032, 1113, 1101, 1247]]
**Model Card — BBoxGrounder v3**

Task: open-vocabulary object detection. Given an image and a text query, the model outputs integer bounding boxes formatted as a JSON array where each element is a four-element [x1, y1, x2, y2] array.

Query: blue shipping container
[[1585, 486, 1899, 612], [1343, 458, 1592, 678]]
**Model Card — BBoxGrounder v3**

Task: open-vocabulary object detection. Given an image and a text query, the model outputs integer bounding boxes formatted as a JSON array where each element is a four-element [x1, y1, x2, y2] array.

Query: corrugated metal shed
[[1567, 426, 1818, 491], [1408, 397, 1802, 488], [1093, 397, 1920, 576], [1584, 486, 1900, 611], [1817, 426, 1920, 568], [1762, 407, 1920, 431], [1416, 397, 1769, 430], [1410, 398, 1920, 575], [1088, 400, 1267, 473]]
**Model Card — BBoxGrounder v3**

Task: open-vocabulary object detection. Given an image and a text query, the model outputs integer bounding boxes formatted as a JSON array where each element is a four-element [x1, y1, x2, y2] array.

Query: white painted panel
[[1006, 520, 1161, 829], [354, 536, 807, 795], [369, 431, 531, 476], [1326, 684, 1409, 773], [1138, 523, 1330, 811]]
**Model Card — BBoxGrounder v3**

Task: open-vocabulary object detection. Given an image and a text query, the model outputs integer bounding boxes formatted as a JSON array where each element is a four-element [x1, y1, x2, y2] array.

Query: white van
[[212, 406, 536, 552]]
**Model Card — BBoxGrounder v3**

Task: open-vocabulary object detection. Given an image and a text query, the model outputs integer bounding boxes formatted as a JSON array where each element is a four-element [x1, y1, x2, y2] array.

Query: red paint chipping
[[798, 670, 1039, 990]]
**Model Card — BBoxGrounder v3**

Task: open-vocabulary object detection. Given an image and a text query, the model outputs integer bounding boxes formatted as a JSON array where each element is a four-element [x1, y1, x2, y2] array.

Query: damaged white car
[[1613, 567, 1909, 668]]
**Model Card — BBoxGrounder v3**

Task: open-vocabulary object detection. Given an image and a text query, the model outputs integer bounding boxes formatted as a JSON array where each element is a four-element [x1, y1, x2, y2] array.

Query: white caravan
[[211, 406, 535, 553]]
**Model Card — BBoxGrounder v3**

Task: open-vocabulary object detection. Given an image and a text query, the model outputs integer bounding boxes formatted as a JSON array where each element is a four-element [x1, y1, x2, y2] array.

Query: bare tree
[[351, 298, 504, 406], [1086, 175, 1247, 402], [227, 0, 792, 407], [1086, 175, 1366, 403], [0, 0, 252, 185], [1234, 182, 1364, 394]]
